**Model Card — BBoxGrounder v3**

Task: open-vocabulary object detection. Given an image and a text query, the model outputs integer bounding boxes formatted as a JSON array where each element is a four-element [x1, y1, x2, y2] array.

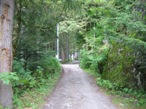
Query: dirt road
[[43, 64, 117, 109]]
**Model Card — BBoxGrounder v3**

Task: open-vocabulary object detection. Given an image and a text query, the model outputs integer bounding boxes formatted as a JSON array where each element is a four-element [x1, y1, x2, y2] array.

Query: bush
[[79, 43, 109, 73], [96, 76, 146, 107], [12, 56, 61, 95], [13, 58, 36, 94], [39, 56, 61, 74], [79, 49, 92, 69]]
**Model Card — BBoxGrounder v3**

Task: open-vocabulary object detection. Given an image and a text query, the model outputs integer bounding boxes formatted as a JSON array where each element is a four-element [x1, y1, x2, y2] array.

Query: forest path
[[43, 64, 118, 109]]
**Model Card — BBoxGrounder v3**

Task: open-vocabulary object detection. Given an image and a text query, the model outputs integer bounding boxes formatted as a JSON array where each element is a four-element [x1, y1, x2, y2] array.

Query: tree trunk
[[65, 35, 68, 61], [0, 0, 14, 108]]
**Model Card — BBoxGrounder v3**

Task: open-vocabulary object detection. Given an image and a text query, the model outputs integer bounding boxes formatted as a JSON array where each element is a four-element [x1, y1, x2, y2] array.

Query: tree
[[78, 0, 146, 89], [0, 0, 14, 108]]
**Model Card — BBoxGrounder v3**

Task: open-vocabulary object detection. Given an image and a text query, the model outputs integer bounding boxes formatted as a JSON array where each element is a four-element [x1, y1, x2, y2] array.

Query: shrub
[[39, 56, 61, 74], [12, 56, 61, 94], [13, 59, 36, 94], [79, 49, 92, 69]]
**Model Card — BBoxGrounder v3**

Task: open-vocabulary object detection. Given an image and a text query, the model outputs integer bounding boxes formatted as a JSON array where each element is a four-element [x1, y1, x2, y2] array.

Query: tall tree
[[0, 0, 14, 108]]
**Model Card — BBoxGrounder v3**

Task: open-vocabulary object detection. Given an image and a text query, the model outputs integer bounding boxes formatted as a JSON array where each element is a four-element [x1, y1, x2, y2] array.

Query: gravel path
[[43, 64, 118, 109]]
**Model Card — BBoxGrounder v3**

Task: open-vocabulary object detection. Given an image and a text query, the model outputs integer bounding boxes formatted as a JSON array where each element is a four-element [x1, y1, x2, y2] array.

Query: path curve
[[43, 64, 117, 109]]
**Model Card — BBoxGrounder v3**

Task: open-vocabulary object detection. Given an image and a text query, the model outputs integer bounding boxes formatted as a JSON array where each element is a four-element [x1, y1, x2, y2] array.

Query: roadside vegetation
[[79, 0, 146, 108], [13, 67, 61, 109], [0, 56, 62, 109]]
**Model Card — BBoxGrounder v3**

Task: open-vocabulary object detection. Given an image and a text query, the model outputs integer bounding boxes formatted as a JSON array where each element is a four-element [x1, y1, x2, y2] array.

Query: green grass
[[111, 93, 146, 109], [13, 71, 61, 109]]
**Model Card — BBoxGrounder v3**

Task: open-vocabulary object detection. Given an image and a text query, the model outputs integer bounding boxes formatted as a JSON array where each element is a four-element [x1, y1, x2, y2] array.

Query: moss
[[102, 42, 136, 88]]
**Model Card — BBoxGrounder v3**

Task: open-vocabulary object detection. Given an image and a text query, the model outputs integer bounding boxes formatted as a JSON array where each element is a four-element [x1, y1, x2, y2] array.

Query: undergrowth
[[0, 56, 62, 109], [13, 70, 61, 109]]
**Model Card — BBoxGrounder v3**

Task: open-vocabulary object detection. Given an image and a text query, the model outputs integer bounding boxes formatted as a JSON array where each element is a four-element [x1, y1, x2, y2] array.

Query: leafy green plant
[[96, 76, 146, 107], [39, 56, 61, 74], [0, 72, 19, 85], [12, 56, 61, 95], [79, 49, 92, 69], [13, 70, 61, 109]]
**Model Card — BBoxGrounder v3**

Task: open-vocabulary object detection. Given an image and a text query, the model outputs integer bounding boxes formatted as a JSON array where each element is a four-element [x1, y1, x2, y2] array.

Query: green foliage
[[79, 25, 109, 72], [96, 76, 146, 107], [79, 49, 92, 69], [11, 0, 83, 106], [12, 56, 61, 95], [13, 59, 35, 94], [12, 55, 62, 108], [78, 0, 146, 90], [97, 78, 115, 90], [0, 72, 19, 85], [40, 56, 61, 74], [13, 67, 61, 109]]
